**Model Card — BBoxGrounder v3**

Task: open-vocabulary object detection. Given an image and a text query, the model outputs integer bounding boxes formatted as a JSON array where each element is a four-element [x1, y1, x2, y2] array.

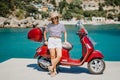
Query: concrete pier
[[0, 58, 120, 80]]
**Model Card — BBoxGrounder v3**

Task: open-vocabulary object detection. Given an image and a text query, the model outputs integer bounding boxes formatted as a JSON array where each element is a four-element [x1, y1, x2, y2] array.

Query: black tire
[[37, 56, 51, 71], [88, 59, 105, 74]]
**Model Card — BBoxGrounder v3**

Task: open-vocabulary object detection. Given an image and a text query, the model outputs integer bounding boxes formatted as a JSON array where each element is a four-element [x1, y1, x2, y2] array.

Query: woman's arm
[[64, 31, 67, 42], [44, 30, 48, 45], [44, 30, 47, 41]]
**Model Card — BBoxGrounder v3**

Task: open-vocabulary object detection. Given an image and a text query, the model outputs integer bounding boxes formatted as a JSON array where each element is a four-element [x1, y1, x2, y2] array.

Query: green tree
[[68, 3, 74, 10], [117, 13, 120, 21], [0, 0, 38, 16], [107, 13, 114, 19], [83, 10, 106, 18], [27, 5, 38, 14], [105, 0, 120, 6], [73, 0, 82, 8], [0, 3, 9, 17], [59, 0, 68, 14], [99, 3, 104, 11], [63, 11, 72, 20], [83, 11, 92, 17], [50, 0, 56, 8], [33, 0, 42, 4], [60, 0, 83, 20], [15, 9, 25, 19], [40, 12, 49, 19]]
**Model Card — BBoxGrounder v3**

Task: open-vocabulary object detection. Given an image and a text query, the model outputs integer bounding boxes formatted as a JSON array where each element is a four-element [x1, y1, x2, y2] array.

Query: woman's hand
[[44, 41, 48, 45]]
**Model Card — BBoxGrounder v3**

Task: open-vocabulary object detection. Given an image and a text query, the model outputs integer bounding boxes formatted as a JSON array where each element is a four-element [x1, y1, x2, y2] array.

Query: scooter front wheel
[[88, 59, 105, 74], [37, 56, 51, 71]]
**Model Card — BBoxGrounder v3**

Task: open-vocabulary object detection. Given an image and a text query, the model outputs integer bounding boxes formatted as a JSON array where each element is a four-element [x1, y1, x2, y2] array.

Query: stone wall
[[0, 17, 48, 28]]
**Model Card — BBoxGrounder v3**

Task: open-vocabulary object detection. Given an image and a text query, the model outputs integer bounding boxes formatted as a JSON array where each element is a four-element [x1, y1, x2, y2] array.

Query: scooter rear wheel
[[37, 56, 51, 71], [88, 58, 105, 74]]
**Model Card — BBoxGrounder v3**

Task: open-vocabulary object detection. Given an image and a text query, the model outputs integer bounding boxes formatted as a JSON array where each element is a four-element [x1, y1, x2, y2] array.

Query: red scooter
[[28, 21, 105, 74]]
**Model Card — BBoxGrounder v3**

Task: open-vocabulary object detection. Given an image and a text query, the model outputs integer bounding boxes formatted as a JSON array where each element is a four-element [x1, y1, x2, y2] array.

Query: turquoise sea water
[[0, 24, 120, 63]]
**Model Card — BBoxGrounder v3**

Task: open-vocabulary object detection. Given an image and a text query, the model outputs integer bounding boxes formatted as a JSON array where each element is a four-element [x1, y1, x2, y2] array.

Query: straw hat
[[48, 12, 60, 21], [50, 12, 60, 18]]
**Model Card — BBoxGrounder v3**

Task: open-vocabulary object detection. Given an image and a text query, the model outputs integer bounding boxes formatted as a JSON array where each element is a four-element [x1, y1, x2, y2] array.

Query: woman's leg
[[52, 48, 62, 72], [49, 48, 62, 76], [49, 48, 56, 72], [55, 48, 62, 66], [48, 38, 62, 76]]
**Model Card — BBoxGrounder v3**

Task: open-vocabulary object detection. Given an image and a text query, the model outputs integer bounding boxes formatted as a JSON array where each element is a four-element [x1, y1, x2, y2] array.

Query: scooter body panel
[[35, 46, 81, 66], [81, 36, 94, 57], [86, 50, 104, 62], [60, 58, 81, 66], [35, 45, 50, 58], [35, 45, 70, 59]]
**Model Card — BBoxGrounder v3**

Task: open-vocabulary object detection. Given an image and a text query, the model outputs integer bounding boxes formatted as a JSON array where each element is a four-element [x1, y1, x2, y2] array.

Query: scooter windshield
[[76, 20, 96, 46], [76, 20, 88, 34]]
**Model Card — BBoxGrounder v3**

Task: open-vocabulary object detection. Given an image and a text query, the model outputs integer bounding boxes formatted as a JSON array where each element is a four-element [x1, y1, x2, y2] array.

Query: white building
[[92, 17, 105, 23], [82, 0, 99, 11]]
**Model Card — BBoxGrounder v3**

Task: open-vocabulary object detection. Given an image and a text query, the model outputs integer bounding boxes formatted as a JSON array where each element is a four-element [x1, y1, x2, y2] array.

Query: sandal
[[48, 66, 53, 73], [50, 71, 57, 77]]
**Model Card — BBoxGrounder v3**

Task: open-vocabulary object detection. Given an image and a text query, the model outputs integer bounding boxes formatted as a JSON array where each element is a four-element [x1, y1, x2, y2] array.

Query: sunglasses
[[51, 16, 59, 21]]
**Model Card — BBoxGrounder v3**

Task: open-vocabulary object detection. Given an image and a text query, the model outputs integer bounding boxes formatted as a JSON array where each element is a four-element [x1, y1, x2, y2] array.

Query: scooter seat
[[62, 42, 73, 50]]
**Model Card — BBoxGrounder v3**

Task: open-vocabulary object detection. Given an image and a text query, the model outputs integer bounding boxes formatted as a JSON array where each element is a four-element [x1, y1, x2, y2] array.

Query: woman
[[44, 12, 67, 77]]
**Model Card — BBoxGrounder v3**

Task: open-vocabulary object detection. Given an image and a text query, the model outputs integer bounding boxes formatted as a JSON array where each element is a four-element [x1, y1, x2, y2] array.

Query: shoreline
[[60, 20, 120, 25], [0, 16, 120, 28], [0, 21, 120, 28]]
